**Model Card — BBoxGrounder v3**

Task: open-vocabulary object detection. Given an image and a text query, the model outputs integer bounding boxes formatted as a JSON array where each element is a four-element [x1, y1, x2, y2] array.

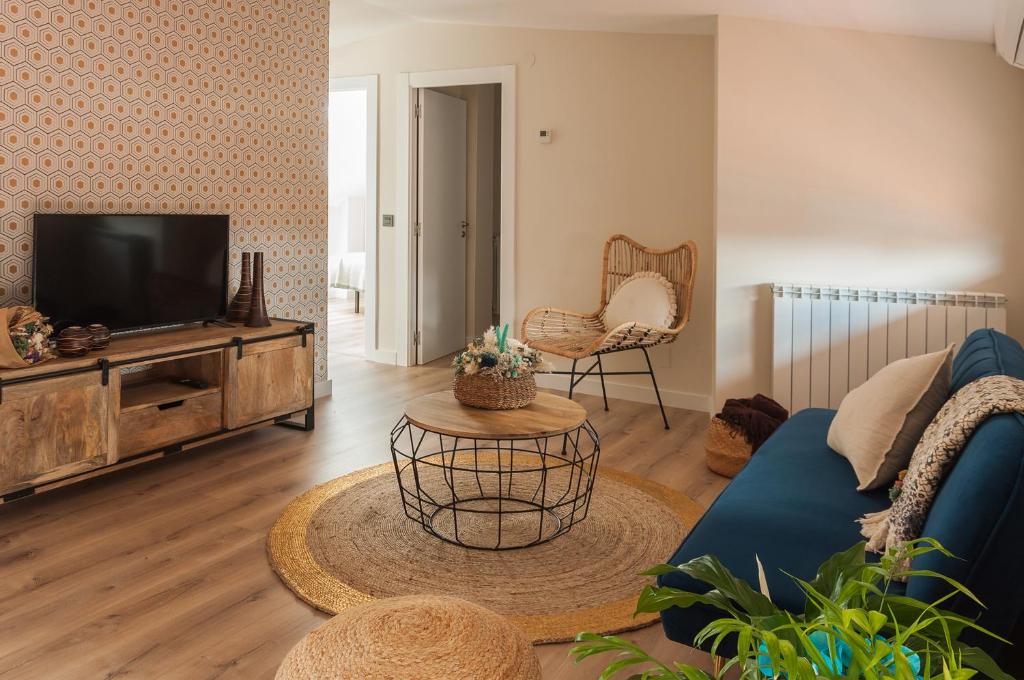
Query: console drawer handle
[[158, 400, 185, 411]]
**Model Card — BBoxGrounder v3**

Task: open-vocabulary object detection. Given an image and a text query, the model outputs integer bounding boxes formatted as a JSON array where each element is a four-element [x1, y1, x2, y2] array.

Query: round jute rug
[[267, 462, 703, 644]]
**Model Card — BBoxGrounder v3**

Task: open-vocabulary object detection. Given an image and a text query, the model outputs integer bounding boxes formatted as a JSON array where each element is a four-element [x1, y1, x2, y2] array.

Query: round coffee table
[[390, 391, 600, 550]]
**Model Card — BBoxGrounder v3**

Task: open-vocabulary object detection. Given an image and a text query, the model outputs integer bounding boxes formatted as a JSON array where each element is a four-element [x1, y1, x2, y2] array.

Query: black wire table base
[[389, 417, 601, 550]]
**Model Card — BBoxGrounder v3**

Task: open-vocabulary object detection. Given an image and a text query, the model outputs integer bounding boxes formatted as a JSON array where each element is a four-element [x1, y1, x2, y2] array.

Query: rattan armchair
[[522, 234, 697, 429]]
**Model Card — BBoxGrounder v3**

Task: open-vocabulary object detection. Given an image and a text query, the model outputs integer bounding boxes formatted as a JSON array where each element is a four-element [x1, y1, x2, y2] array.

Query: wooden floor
[[0, 354, 727, 680], [327, 294, 364, 359]]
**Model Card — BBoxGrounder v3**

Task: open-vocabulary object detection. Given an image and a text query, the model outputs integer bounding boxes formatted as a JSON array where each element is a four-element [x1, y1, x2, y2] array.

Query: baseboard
[[366, 349, 397, 365], [535, 374, 712, 413], [314, 380, 333, 399]]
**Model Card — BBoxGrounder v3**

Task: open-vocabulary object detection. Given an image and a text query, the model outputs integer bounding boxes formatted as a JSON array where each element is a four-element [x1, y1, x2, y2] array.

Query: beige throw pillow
[[603, 272, 677, 330], [827, 345, 954, 491]]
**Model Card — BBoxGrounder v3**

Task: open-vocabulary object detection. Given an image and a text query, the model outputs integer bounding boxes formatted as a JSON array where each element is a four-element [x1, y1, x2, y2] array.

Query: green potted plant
[[572, 539, 1012, 679]]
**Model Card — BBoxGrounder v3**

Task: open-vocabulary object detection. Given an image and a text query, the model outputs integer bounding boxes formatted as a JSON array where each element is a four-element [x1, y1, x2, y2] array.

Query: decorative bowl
[[56, 326, 94, 357], [87, 323, 111, 350]]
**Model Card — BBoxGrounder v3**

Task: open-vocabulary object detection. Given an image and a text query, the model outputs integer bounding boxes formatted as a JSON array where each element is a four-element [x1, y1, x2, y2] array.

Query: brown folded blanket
[[716, 393, 789, 452]]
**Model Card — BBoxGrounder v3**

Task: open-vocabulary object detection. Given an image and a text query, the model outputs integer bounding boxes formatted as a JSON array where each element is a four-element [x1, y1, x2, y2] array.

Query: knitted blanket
[[860, 375, 1024, 561]]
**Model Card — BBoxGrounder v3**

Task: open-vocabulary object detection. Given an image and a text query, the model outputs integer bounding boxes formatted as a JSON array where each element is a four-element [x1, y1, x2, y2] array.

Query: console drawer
[[118, 392, 222, 458]]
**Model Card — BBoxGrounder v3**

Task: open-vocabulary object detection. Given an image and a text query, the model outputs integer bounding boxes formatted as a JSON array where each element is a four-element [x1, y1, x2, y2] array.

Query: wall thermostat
[[538, 129, 553, 144]]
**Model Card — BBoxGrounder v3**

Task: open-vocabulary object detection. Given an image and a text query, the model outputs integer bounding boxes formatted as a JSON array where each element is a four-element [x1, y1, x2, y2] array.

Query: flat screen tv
[[33, 214, 229, 333]]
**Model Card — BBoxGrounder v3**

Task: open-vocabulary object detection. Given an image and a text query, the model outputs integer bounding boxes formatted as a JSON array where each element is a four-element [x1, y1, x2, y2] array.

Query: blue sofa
[[660, 328, 1024, 668]]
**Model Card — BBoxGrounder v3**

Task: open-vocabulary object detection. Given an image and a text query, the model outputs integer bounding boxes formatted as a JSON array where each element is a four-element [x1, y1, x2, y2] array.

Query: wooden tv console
[[0, 319, 315, 503]]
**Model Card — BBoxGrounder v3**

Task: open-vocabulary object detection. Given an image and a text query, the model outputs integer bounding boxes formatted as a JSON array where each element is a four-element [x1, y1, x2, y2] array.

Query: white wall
[[714, 16, 1024, 407], [327, 90, 368, 258], [334, 24, 716, 408]]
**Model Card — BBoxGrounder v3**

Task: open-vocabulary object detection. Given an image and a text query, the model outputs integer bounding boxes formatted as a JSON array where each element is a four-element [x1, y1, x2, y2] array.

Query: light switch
[[382, 214, 394, 227]]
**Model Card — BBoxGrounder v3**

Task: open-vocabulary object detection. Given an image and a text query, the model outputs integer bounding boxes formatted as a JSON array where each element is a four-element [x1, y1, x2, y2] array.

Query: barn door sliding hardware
[[0, 363, 106, 405], [0, 320, 315, 405]]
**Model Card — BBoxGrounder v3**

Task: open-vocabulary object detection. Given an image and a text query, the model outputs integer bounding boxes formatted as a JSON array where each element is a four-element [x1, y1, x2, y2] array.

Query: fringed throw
[[860, 375, 1024, 566]]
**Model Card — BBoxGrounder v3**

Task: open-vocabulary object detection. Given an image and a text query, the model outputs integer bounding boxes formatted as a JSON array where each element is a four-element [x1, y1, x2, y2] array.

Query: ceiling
[[330, 0, 999, 47]]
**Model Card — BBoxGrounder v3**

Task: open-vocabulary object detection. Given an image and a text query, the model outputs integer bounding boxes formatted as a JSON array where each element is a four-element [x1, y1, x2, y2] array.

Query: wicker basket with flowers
[[452, 324, 550, 410]]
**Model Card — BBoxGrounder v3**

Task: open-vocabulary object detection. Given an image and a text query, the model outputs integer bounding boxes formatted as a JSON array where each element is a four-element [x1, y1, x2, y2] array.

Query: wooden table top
[[403, 391, 588, 439], [0, 319, 308, 380]]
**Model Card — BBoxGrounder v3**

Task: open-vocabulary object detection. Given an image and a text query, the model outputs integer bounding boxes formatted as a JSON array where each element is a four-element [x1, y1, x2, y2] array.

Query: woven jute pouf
[[276, 595, 542, 680], [704, 417, 752, 478]]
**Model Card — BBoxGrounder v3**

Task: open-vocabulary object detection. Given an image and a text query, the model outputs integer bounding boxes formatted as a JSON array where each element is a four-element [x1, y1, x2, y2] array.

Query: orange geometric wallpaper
[[0, 0, 329, 381]]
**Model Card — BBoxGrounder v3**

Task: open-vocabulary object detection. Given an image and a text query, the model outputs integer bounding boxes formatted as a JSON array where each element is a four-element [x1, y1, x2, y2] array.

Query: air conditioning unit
[[995, 0, 1024, 69]]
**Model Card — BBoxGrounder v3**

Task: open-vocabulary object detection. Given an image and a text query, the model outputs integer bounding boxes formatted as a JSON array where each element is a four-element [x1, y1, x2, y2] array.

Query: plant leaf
[[952, 643, 1015, 680], [634, 585, 745, 620], [892, 569, 984, 608], [803, 542, 868, 618], [570, 632, 692, 679], [666, 554, 779, 619], [756, 554, 772, 600]]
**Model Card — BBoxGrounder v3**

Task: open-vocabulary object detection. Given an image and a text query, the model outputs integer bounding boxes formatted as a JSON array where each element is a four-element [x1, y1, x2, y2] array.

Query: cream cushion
[[827, 345, 954, 491], [603, 271, 677, 331]]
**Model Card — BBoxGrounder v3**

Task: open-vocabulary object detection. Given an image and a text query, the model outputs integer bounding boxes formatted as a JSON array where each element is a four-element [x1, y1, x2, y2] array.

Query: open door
[[416, 89, 468, 364]]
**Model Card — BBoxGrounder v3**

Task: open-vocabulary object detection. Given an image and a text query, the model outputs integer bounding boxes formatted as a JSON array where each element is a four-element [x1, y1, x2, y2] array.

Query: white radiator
[[771, 284, 1007, 413]]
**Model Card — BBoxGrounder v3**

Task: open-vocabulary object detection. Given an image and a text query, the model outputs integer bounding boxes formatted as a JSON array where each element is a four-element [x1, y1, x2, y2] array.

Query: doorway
[[415, 85, 502, 364], [327, 75, 378, 376], [396, 66, 516, 367]]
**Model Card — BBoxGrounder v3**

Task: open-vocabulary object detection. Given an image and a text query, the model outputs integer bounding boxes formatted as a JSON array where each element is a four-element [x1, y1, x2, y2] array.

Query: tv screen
[[33, 214, 229, 333]]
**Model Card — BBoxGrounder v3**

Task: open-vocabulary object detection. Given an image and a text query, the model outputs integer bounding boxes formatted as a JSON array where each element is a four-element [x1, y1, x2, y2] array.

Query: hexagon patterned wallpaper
[[0, 0, 329, 382]]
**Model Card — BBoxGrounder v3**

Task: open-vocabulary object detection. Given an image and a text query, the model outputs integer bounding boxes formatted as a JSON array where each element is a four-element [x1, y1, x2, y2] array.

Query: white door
[[417, 89, 467, 364]]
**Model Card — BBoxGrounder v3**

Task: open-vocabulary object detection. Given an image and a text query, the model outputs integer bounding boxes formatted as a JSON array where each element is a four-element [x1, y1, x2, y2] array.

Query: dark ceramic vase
[[226, 252, 253, 323], [245, 251, 271, 328]]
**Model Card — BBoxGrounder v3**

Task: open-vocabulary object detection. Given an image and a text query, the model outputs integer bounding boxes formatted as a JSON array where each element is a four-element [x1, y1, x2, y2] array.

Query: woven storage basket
[[453, 372, 537, 410], [704, 417, 753, 478]]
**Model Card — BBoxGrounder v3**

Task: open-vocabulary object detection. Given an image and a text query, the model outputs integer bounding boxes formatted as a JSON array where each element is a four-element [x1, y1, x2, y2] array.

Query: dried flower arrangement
[[453, 324, 549, 380], [1, 307, 55, 368]]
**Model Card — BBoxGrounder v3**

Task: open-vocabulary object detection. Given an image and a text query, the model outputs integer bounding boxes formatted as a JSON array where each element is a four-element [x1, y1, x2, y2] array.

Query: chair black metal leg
[[563, 358, 580, 455], [567, 359, 578, 399], [641, 347, 669, 429], [595, 354, 609, 411]]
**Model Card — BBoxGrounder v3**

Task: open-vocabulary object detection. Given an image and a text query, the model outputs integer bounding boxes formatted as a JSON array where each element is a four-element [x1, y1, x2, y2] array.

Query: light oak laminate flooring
[[327, 294, 364, 360], [0, 355, 728, 679]]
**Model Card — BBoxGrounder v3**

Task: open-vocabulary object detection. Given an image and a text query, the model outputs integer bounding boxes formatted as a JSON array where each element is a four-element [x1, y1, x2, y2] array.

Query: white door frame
[[396, 65, 516, 366], [329, 75, 388, 363]]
